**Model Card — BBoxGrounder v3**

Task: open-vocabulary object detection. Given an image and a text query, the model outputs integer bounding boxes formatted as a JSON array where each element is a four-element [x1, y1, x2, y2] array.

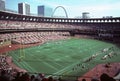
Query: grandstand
[[0, 11, 120, 81]]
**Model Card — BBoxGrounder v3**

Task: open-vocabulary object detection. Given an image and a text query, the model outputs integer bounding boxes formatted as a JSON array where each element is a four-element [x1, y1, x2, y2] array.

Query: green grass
[[8, 38, 120, 80]]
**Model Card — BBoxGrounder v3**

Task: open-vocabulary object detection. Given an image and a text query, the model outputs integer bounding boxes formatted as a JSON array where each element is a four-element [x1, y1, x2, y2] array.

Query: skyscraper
[[38, 5, 53, 17], [0, 0, 5, 11], [18, 2, 30, 15]]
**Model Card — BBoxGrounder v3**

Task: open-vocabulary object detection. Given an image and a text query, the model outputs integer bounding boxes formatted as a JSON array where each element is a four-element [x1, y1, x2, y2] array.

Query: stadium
[[0, 8, 120, 81]]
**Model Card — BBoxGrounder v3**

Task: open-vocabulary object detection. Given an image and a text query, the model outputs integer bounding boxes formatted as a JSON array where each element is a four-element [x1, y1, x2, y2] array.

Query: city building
[[38, 5, 53, 17], [0, 0, 5, 11], [18, 2, 30, 15], [102, 16, 113, 18], [82, 12, 90, 19]]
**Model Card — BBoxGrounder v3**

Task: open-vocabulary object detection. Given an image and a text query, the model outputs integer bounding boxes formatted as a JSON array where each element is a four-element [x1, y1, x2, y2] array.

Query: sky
[[5, 0, 120, 18]]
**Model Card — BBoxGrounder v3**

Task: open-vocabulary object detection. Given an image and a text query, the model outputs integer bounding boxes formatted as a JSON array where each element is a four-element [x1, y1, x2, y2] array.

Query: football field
[[8, 38, 120, 79]]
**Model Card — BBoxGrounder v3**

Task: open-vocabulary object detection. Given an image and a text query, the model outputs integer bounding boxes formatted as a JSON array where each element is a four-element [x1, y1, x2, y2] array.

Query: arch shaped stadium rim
[[0, 10, 120, 23]]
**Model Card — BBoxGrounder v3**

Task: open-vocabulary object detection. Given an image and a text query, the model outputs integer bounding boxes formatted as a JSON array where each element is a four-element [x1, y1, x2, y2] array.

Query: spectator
[[48, 76, 54, 81], [31, 75, 36, 81], [0, 70, 10, 81], [82, 78, 86, 81], [100, 73, 116, 81]]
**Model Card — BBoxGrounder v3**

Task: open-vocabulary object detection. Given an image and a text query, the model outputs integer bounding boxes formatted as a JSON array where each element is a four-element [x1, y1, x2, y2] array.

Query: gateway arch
[[51, 6, 68, 18]]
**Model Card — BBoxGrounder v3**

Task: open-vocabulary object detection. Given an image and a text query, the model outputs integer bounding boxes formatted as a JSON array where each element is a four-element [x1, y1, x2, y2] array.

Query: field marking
[[12, 51, 37, 72], [9, 39, 118, 76], [52, 41, 109, 75], [53, 60, 82, 75], [20, 48, 64, 71], [29, 53, 59, 71], [24, 50, 59, 71], [42, 54, 66, 67]]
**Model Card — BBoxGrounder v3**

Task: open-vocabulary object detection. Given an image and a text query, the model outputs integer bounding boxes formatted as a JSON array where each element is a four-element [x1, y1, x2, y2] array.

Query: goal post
[[19, 47, 25, 59], [19, 40, 25, 61]]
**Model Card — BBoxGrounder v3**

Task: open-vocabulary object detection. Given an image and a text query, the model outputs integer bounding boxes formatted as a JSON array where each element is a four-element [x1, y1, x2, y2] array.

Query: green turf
[[8, 38, 120, 80]]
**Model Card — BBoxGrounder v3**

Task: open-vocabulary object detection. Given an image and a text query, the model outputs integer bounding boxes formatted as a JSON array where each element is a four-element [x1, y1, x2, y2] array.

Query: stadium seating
[[0, 20, 72, 44]]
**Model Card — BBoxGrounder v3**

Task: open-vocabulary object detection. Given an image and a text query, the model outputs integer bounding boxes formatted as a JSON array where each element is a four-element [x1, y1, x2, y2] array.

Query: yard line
[[36, 52, 64, 68], [18, 48, 59, 72], [12, 52, 37, 72], [53, 60, 81, 75], [47, 55, 66, 67], [22, 61, 37, 72], [30, 53, 59, 71], [48, 59, 64, 67], [52, 41, 105, 75], [37, 58, 59, 71]]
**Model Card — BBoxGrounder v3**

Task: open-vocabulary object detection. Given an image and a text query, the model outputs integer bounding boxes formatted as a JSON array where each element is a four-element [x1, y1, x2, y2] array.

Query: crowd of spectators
[[0, 68, 119, 81], [0, 54, 10, 71], [0, 20, 72, 44], [0, 69, 61, 81], [0, 20, 119, 44], [2, 20, 115, 31], [13, 32, 69, 44], [0, 20, 78, 29], [0, 32, 69, 44], [81, 73, 116, 81], [0, 20, 119, 31]]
